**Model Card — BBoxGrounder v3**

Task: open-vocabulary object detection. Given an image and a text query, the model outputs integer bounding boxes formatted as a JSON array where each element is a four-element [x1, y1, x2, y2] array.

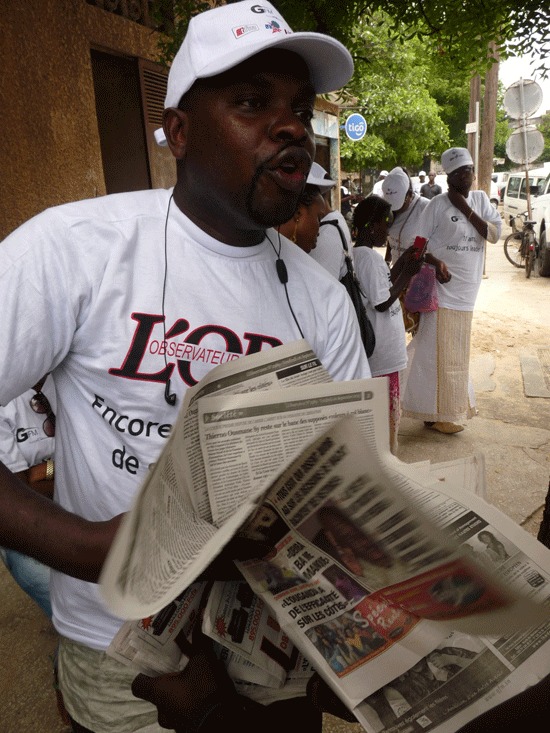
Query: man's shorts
[[57, 636, 175, 733]]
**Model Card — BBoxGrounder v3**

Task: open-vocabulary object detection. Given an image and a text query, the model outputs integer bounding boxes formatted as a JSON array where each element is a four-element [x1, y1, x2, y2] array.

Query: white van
[[503, 167, 548, 230], [530, 171, 550, 276]]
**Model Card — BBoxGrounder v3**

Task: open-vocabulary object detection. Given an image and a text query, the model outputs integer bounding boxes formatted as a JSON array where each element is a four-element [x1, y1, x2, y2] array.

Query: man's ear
[[163, 107, 188, 160]]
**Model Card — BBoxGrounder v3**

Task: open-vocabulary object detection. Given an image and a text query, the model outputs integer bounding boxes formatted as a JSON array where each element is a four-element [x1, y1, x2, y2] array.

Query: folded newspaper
[[100, 340, 550, 733]]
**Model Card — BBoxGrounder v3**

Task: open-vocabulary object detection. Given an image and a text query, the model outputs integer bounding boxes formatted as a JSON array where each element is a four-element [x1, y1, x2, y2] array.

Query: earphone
[[162, 194, 177, 406], [267, 231, 304, 339], [161, 197, 304, 407]]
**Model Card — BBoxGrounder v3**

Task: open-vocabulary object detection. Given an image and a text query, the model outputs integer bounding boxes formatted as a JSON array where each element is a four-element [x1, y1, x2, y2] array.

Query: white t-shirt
[[0, 187, 370, 651], [310, 210, 351, 280], [0, 377, 56, 472], [418, 191, 502, 311], [353, 247, 407, 376], [387, 194, 429, 264]]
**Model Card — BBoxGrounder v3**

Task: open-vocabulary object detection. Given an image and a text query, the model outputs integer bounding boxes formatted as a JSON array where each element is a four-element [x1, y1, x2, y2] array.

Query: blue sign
[[344, 113, 367, 141]]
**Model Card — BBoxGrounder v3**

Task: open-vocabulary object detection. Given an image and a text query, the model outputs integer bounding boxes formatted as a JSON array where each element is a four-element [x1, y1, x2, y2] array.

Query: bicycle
[[503, 214, 540, 278]]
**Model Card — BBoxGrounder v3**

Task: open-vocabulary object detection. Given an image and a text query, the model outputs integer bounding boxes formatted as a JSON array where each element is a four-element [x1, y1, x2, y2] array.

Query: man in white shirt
[[0, 2, 368, 731]]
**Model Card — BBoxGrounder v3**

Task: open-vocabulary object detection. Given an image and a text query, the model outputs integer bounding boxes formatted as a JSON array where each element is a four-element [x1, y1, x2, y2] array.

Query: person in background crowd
[[277, 177, 327, 254], [352, 195, 422, 452], [412, 170, 426, 195], [402, 147, 502, 434], [0, 2, 369, 731], [421, 171, 443, 200], [308, 162, 351, 280], [382, 167, 429, 266], [372, 169, 389, 196], [382, 166, 429, 336], [340, 177, 356, 230]]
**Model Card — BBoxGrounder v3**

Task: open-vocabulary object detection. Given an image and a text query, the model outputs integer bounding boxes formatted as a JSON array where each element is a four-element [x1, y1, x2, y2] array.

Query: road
[[1, 219, 549, 733]]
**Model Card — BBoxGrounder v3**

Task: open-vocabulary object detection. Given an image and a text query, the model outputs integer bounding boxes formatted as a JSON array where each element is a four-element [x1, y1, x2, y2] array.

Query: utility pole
[[478, 43, 500, 197]]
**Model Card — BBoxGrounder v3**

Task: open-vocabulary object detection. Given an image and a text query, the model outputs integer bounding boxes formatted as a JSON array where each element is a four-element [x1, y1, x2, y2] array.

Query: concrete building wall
[[0, 0, 343, 240], [0, 0, 164, 239]]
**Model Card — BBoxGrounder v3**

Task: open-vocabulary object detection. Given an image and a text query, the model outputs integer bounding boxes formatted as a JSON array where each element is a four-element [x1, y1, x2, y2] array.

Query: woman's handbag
[[319, 220, 376, 357], [403, 263, 439, 313]]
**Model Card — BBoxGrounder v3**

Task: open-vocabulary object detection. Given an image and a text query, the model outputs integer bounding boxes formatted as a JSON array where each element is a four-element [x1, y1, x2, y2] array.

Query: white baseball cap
[[379, 170, 389, 177], [418, 170, 426, 176], [165, 0, 354, 109], [381, 167, 410, 211], [307, 162, 336, 193], [441, 147, 474, 174]]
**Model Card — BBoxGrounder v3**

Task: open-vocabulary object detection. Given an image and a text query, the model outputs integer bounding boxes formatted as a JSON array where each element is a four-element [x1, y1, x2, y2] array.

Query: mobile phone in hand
[[412, 236, 427, 259]]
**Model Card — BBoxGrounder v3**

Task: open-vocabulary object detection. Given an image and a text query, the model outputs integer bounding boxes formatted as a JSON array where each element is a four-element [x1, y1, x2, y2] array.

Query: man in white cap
[[372, 169, 389, 196], [0, 2, 368, 731], [412, 170, 427, 195], [382, 167, 429, 266], [381, 166, 431, 335], [402, 147, 502, 434]]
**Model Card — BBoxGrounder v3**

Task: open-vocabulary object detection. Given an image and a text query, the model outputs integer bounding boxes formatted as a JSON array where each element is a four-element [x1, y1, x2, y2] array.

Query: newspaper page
[[107, 578, 308, 703], [352, 476, 550, 732], [105, 455, 489, 694], [209, 415, 548, 724], [198, 376, 391, 527], [180, 339, 331, 521], [100, 340, 331, 618]]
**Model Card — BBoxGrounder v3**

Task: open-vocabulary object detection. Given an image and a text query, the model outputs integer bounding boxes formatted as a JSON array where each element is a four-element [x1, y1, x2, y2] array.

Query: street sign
[[465, 121, 478, 134], [344, 113, 367, 141]]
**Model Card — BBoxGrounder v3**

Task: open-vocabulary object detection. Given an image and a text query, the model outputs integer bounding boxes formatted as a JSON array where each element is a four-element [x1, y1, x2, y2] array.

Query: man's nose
[[269, 108, 311, 144]]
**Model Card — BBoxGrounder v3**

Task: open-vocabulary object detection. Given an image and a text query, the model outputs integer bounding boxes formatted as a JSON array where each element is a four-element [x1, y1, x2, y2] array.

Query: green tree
[[152, 1, 550, 77], [339, 19, 450, 170], [538, 111, 550, 164]]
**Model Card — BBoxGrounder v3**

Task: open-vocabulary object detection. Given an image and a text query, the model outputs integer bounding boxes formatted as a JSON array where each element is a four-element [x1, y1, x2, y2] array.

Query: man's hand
[[424, 253, 451, 284], [306, 673, 356, 722], [198, 535, 272, 581], [132, 610, 245, 732], [447, 184, 469, 215]]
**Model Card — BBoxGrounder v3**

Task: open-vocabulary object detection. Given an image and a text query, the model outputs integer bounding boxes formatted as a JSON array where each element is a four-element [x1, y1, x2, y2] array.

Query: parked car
[[492, 172, 509, 203], [502, 168, 548, 230], [530, 171, 550, 277], [489, 179, 500, 208]]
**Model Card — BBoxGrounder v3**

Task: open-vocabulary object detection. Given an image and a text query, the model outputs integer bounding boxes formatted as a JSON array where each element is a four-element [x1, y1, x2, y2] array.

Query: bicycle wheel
[[525, 230, 535, 278], [503, 232, 524, 267]]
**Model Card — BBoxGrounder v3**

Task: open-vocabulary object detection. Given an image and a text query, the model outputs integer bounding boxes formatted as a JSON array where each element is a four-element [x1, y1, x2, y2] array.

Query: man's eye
[[296, 108, 314, 124], [239, 97, 265, 110]]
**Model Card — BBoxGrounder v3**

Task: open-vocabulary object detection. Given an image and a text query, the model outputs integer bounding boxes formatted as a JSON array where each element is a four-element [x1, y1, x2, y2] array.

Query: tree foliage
[[152, 1, 550, 78], [338, 18, 451, 170], [537, 112, 550, 164], [150, 1, 545, 171]]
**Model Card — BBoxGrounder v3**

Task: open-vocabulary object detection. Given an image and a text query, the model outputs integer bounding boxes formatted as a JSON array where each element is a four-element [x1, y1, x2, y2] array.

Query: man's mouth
[[266, 149, 311, 193]]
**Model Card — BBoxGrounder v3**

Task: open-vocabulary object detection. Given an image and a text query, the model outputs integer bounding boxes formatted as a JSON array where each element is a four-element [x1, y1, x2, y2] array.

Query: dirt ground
[[1, 215, 549, 733]]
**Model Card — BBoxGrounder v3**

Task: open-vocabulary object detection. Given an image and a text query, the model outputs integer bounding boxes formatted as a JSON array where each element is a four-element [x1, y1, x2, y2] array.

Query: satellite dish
[[506, 127, 544, 164], [503, 78, 543, 119]]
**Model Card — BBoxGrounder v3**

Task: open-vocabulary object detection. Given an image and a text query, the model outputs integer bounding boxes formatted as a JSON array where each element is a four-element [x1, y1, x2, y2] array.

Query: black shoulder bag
[[319, 220, 376, 358]]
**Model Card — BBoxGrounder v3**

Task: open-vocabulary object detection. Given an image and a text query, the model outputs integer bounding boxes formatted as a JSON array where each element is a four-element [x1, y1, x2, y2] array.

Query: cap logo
[[233, 24, 259, 38], [386, 187, 398, 195], [251, 4, 275, 13], [265, 19, 284, 33]]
